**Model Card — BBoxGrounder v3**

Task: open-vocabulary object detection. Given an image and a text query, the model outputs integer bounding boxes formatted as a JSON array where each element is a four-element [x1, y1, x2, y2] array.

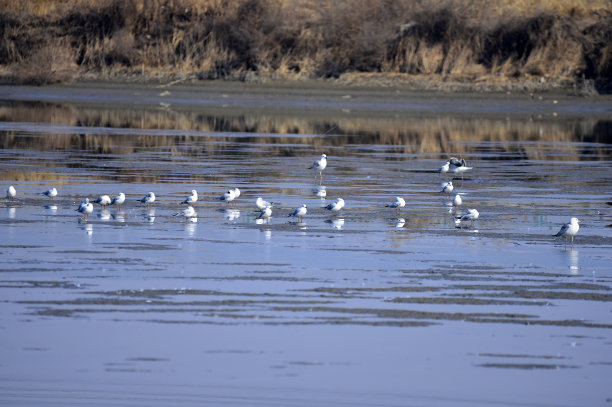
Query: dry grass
[[0, 0, 611, 90]]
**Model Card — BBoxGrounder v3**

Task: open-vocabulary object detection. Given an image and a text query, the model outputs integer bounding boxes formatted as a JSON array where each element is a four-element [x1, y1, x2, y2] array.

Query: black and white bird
[[255, 197, 272, 210], [43, 187, 57, 199], [6, 185, 16, 199], [386, 197, 406, 210], [174, 205, 197, 221], [139, 192, 156, 206], [325, 197, 345, 212], [94, 195, 111, 206], [455, 208, 479, 227], [309, 154, 327, 180], [554, 217, 580, 247], [181, 190, 198, 205], [111, 192, 125, 210], [288, 204, 307, 222], [441, 181, 454, 194]]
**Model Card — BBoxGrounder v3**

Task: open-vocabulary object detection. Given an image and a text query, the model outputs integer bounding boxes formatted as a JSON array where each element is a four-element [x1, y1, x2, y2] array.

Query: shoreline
[[1, 77, 612, 119]]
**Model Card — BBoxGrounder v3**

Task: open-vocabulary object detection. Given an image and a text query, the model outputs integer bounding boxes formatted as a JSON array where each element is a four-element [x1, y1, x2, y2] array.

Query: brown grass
[[0, 0, 611, 91]]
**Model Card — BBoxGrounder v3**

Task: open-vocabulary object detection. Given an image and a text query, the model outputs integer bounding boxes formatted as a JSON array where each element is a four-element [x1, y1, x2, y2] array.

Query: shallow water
[[1, 85, 612, 406]]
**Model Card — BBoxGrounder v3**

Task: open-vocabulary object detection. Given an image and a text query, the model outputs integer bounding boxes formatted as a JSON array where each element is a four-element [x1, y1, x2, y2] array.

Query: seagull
[[441, 181, 454, 194], [452, 194, 462, 207], [455, 208, 479, 227], [256, 197, 272, 210], [309, 154, 327, 181], [76, 202, 93, 218], [448, 157, 467, 169], [437, 161, 450, 175], [6, 185, 16, 199], [174, 205, 197, 221], [233, 188, 241, 199], [386, 197, 406, 209], [181, 189, 198, 204], [111, 192, 125, 210], [218, 189, 236, 204], [325, 197, 345, 212], [288, 204, 307, 222], [78, 197, 90, 211], [94, 195, 111, 206], [43, 187, 57, 199], [138, 192, 156, 206], [554, 217, 580, 247], [257, 205, 272, 223]]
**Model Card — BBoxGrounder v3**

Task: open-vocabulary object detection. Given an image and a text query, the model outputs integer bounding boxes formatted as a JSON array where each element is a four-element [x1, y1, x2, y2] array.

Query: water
[[1, 84, 612, 406]]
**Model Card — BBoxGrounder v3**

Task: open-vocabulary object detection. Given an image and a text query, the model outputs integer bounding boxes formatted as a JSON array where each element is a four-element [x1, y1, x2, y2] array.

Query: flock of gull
[[3, 153, 580, 245]]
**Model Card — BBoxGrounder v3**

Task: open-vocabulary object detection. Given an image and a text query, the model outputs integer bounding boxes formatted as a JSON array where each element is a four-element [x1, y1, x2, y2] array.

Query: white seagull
[[452, 194, 463, 207], [554, 217, 580, 247], [218, 189, 236, 204], [174, 205, 197, 221], [233, 188, 241, 199], [309, 154, 327, 180], [289, 204, 307, 222], [255, 197, 272, 210], [386, 196, 406, 209], [6, 185, 16, 199], [94, 195, 111, 206], [78, 197, 90, 211], [455, 208, 479, 227], [326, 197, 345, 212], [441, 181, 454, 194], [181, 189, 198, 204], [257, 205, 272, 223], [76, 202, 94, 218], [43, 187, 57, 199], [139, 192, 156, 206], [111, 192, 125, 210], [438, 161, 450, 175]]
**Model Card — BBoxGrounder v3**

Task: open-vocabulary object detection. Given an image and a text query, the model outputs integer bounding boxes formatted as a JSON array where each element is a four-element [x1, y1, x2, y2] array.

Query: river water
[[1, 83, 611, 406]]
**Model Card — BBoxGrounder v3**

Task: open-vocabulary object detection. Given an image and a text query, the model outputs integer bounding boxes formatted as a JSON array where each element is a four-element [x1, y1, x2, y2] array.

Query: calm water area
[[1, 82, 612, 406]]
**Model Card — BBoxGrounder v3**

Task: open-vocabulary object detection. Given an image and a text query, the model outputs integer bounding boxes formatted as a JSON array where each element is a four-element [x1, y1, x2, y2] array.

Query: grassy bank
[[1, 0, 611, 92]]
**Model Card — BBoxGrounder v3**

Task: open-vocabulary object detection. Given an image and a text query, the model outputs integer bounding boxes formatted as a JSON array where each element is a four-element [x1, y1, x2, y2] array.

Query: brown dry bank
[[0, 0, 611, 92]]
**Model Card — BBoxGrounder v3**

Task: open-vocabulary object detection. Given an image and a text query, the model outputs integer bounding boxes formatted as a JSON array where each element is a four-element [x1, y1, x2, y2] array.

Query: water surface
[[1, 84, 612, 406]]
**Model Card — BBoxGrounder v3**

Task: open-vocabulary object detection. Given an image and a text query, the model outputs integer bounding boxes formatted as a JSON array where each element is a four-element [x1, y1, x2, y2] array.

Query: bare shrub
[[13, 38, 77, 85]]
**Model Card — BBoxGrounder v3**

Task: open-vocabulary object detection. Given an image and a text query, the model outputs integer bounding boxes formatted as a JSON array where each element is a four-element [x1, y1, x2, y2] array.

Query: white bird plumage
[[255, 197, 272, 210], [174, 205, 197, 220], [6, 185, 16, 199], [455, 208, 479, 227], [139, 192, 156, 205], [326, 197, 345, 212], [43, 187, 57, 199], [219, 189, 236, 204], [289, 204, 307, 222], [438, 161, 450, 174], [441, 181, 454, 194], [111, 192, 125, 209], [386, 196, 406, 209], [554, 217, 580, 247], [257, 205, 272, 223], [452, 194, 462, 207], [78, 197, 90, 211], [94, 195, 111, 206], [181, 190, 198, 204], [76, 202, 93, 217], [309, 154, 327, 180]]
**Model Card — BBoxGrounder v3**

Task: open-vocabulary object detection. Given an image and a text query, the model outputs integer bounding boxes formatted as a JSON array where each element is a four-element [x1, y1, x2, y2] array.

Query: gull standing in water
[[219, 189, 236, 204], [76, 201, 93, 218], [181, 190, 198, 205], [78, 197, 90, 211], [309, 154, 327, 182], [94, 195, 111, 207], [6, 185, 16, 199], [441, 181, 454, 194], [437, 161, 450, 175], [288, 204, 307, 222], [455, 208, 479, 228], [257, 205, 272, 224], [554, 217, 580, 248], [111, 192, 125, 210], [174, 205, 197, 221], [139, 192, 156, 206], [452, 193, 463, 207], [386, 197, 406, 211], [255, 197, 272, 210], [43, 187, 57, 199], [325, 197, 345, 213]]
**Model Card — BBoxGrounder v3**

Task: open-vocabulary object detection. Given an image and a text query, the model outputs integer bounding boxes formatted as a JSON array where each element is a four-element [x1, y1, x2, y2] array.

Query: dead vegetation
[[0, 0, 611, 91]]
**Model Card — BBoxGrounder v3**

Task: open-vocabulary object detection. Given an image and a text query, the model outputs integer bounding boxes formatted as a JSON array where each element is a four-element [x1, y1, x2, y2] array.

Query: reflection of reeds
[[0, 102, 610, 161]]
